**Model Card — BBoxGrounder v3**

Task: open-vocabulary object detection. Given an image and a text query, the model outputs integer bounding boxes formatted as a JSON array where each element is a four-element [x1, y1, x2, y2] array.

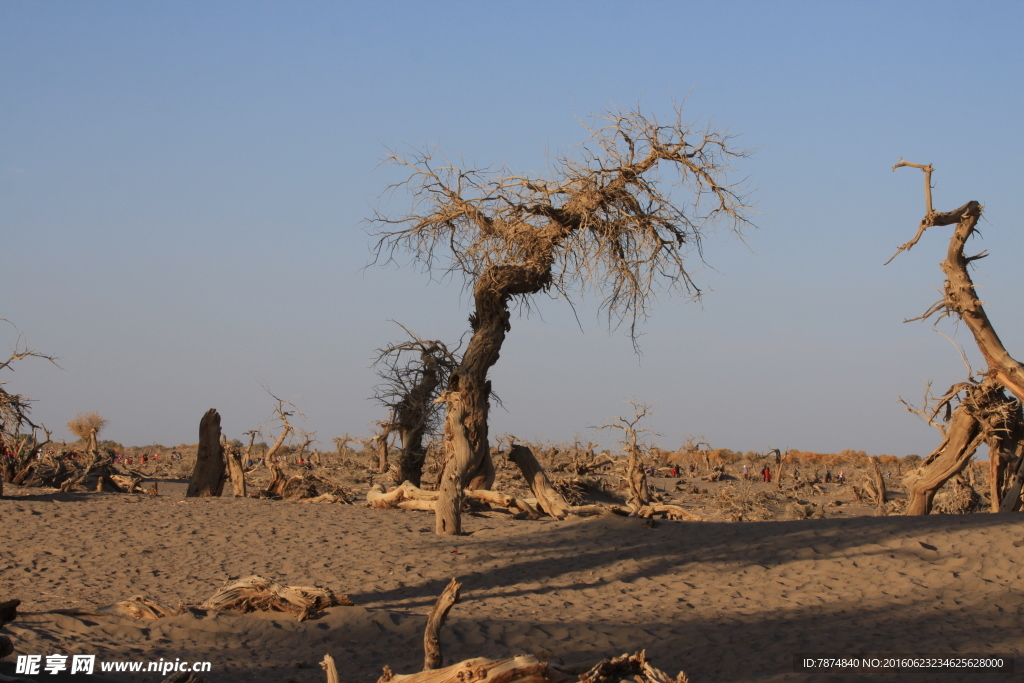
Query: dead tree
[[597, 401, 658, 513], [891, 160, 1024, 513], [372, 327, 458, 487], [262, 394, 298, 496], [373, 106, 753, 534], [224, 437, 247, 498], [186, 409, 226, 497], [1, 338, 58, 496]]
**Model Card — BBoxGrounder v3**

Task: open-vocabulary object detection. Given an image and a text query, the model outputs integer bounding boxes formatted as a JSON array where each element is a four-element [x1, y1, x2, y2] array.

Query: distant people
[[837, 470, 845, 485], [670, 465, 679, 478], [765, 467, 771, 483], [824, 470, 831, 483], [742, 465, 749, 479]]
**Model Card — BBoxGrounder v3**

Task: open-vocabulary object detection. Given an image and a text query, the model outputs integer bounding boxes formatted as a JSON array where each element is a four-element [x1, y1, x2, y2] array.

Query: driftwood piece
[[508, 445, 570, 519], [201, 575, 351, 620], [186, 409, 226, 498], [635, 504, 704, 522], [110, 474, 142, 493], [298, 493, 350, 504], [423, 578, 461, 670], [48, 596, 179, 621], [321, 655, 341, 683]]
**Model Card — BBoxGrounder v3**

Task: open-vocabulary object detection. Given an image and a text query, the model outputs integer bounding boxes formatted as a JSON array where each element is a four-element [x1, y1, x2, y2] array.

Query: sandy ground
[[1, 481, 1023, 683]]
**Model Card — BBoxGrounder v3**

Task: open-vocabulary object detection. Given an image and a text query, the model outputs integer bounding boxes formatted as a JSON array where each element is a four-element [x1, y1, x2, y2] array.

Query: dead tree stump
[[225, 443, 247, 498], [186, 409, 226, 498]]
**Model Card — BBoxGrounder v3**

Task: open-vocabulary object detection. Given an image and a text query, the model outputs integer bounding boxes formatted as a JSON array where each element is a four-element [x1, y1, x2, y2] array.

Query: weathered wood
[[903, 397, 984, 515], [263, 410, 294, 497], [321, 654, 341, 683], [381, 656, 563, 683], [435, 391, 473, 535], [423, 578, 461, 670], [110, 474, 141, 493], [892, 166, 1024, 514], [508, 444, 570, 519], [636, 504, 704, 522], [201, 575, 351, 621], [226, 443, 246, 498], [380, 650, 688, 683], [52, 595, 179, 620], [368, 481, 537, 517], [186, 409, 226, 498], [870, 457, 888, 510]]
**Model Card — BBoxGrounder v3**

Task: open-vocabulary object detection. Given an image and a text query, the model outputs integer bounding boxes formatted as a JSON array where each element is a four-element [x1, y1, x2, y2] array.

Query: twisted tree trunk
[[902, 382, 989, 515], [892, 163, 1024, 514], [508, 444, 570, 519], [435, 393, 474, 535]]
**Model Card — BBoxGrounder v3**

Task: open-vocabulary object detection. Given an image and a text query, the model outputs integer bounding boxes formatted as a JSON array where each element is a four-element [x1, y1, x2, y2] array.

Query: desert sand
[[1, 480, 1023, 683]]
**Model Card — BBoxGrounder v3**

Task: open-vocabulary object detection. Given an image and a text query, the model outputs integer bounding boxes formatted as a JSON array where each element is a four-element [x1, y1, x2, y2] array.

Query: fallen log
[[368, 482, 539, 518]]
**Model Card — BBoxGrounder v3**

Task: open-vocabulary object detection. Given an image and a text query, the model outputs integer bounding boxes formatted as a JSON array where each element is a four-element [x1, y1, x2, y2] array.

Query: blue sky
[[2, 1, 1022, 455]]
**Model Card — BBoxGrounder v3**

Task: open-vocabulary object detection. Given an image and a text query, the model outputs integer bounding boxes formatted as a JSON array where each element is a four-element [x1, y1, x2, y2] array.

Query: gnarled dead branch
[[891, 161, 1024, 513]]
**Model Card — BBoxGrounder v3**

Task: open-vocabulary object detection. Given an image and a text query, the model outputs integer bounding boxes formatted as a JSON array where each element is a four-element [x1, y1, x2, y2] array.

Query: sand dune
[[1, 484, 1022, 682]]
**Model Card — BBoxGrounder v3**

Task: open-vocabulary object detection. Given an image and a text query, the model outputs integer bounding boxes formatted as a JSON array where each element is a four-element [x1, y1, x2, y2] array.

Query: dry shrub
[[788, 501, 824, 519], [933, 476, 980, 514], [67, 411, 107, 441], [551, 477, 587, 506]]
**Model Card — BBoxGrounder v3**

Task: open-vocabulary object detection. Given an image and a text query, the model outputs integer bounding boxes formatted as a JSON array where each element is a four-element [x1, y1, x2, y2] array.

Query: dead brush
[[933, 475, 980, 514], [714, 480, 778, 521], [551, 477, 587, 506]]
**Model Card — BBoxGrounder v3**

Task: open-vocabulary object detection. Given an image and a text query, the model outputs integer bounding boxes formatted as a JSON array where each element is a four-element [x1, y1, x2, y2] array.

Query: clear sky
[[3, 1, 1022, 456]]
